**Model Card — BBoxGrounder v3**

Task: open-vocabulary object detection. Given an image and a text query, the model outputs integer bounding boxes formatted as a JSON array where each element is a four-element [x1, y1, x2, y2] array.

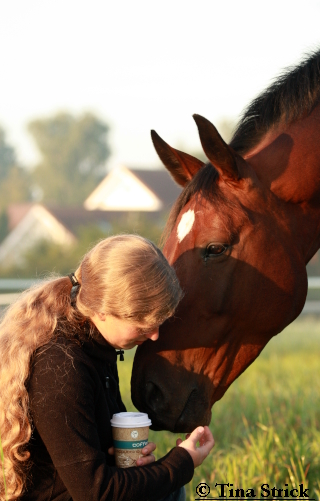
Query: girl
[[0, 234, 214, 501]]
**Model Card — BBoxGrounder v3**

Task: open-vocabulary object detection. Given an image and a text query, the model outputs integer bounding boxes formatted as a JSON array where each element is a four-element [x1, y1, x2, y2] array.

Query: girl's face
[[90, 313, 160, 350]]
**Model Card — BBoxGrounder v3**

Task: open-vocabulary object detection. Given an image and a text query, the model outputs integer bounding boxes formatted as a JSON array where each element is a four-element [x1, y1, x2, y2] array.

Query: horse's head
[[131, 115, 308, 432]]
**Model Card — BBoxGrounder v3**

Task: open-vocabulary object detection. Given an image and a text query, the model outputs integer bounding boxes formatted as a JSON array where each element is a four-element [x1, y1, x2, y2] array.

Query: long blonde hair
[[0, 235, 182, 500]]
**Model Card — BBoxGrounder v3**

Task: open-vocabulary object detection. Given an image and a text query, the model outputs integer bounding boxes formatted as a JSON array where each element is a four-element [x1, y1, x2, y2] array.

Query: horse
[[130, 50, 320, 432]]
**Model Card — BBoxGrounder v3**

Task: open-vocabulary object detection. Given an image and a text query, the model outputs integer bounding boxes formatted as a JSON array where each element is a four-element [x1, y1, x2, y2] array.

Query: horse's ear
[[193, 114, 240, 180], [151, 130, 205, 187]]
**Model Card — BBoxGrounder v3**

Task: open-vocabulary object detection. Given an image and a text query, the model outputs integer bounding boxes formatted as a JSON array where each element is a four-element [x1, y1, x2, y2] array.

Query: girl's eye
[[205, 243, 229, 257], [138, 325, 158, 336], [138, 328, 152, 336]]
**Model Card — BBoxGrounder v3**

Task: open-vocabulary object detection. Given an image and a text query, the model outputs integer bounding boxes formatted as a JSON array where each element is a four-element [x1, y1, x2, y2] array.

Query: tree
[[28, 112, 111, 206], [0, 210, 8, 242], [0, 126, 31, 218], [0, 165, 31, 210], [0, 127, 16, 180]]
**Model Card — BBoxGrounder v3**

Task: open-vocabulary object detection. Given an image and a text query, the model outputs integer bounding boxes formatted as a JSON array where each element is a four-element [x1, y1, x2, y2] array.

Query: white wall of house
[[84, 165, 162, 211]]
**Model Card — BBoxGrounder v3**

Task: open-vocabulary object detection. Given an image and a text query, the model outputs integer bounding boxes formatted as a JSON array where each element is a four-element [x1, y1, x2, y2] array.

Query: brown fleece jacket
[[22, 329, 194, 501]]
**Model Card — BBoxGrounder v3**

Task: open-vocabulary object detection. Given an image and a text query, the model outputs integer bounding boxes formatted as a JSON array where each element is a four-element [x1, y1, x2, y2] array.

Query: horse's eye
[[205, 243, 228, 257]]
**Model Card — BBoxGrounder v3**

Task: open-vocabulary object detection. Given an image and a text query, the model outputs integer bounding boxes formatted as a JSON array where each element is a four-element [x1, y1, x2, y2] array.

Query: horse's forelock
[[161, 163, 234, 245]]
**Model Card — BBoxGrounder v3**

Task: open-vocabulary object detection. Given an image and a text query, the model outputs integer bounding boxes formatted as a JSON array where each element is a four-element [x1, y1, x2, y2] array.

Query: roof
[[7, 203, 34, 230], [48, 207, 162, 234], [0, 205, 77, 266], [46, 206, 112, 234], [130, 169, 181, 209], [6, 204, 163, 236]]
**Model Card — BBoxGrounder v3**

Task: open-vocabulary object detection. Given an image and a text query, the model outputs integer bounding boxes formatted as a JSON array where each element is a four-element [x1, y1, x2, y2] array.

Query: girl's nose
[[146, 328, 159, 341]]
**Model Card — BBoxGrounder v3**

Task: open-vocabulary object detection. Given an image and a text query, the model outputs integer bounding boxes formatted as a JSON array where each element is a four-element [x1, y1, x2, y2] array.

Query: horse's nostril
[[145, 381, 164, 413]]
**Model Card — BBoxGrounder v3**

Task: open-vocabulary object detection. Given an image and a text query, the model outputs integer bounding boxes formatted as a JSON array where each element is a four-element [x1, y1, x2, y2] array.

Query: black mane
[[230, 49, 320, 154], [163, 50, 320, 242]]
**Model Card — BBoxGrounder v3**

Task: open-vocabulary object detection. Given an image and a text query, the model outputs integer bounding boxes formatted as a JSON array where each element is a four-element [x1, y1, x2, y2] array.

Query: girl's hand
[[176, 426, 214, 468], [108, 442, 157, 467]]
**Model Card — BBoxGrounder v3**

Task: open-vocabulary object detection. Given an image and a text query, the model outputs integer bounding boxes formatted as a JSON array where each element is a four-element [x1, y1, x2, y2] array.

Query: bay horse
[[131, 50, 320, 432]]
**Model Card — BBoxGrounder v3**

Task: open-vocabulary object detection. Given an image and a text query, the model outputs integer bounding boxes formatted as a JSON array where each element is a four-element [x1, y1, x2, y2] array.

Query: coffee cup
[[110, 412, 152, 468]]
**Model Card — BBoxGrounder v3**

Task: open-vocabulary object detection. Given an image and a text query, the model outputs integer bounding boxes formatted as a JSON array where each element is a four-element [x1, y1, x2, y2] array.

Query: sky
[[1, 0, 320, 170]]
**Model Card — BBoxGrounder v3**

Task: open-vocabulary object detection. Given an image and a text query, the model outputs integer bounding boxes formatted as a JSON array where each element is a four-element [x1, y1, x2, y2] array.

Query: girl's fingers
[[188, 426, 205, 447], [141, 442, 156, 455], [199, 426, 215, 454], [110, 442, 157, 462], [136, 454, 155, 466]]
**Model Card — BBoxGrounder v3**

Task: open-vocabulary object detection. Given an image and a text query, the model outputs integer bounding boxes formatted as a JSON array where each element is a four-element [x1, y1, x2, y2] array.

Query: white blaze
[[177, 209, 195, 242]]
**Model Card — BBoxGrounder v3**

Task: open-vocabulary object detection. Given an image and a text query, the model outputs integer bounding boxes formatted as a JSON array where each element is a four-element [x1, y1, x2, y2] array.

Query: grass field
[[118, 316, 320, 500]]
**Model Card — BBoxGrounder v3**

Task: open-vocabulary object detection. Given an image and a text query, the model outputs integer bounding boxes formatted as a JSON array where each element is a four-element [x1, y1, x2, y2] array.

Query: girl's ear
[[97, 312, 106, 321]]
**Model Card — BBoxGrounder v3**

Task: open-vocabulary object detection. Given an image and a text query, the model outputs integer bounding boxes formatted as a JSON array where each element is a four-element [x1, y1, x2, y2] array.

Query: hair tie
[[68, 273, 81, 306]]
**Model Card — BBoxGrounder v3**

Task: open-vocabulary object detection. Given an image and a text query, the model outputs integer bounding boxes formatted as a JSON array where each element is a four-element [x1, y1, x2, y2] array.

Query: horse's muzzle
[[131, 351, 213, 432]]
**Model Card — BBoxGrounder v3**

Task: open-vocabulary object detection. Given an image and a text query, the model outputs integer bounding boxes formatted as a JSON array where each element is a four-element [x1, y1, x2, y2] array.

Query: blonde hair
[[0, 234, 182, 500]]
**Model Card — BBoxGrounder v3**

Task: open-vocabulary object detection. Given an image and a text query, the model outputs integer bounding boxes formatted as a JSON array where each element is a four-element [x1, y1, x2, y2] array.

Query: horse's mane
[[230, 48, 320, 154], [162, 49, 320, 243]]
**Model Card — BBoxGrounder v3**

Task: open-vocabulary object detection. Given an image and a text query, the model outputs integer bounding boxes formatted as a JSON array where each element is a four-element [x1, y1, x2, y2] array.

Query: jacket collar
[[81, 324, 118, 363]]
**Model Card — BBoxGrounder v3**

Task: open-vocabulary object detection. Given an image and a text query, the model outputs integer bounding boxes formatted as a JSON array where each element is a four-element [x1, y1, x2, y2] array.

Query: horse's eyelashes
[[205, 243, 229, 258]]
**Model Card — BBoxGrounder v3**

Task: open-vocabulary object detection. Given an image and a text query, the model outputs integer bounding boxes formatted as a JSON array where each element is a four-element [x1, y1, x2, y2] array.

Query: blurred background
[[1, 0, 320, 496], [0, 0, 320, 282], [1, 0, 320, 283]]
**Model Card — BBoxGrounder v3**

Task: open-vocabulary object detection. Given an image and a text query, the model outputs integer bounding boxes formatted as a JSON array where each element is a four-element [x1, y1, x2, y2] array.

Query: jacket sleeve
[[28, 345, 194, 501]]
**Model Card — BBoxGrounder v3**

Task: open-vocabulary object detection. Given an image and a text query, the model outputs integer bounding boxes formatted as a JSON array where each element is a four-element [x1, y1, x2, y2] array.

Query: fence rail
[[1, 278, 320, 313], [307, 277, 320, 289], [0, 279, 41, 305], [0, 278, 41, 290]]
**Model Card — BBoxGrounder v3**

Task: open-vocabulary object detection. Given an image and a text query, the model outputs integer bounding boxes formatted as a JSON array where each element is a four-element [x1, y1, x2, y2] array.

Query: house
[[0, 166, 181, 267], [0, 204, 132, 267], [84, 165, 181, 212]]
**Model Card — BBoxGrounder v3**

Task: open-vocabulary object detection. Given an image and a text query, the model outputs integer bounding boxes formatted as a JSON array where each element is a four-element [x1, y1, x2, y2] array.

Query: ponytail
[[0, 277, 78, 500]]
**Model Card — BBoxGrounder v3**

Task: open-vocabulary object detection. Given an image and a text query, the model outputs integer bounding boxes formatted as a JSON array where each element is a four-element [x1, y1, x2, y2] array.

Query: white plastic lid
[[110, 412, 152, 428]]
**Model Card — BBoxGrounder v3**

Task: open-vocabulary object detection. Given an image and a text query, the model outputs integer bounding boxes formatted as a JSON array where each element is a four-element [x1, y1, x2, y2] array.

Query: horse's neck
[[245, 105, 320, 262]]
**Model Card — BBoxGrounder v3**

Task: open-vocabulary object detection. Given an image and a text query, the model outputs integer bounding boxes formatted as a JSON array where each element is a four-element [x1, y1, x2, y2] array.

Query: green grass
[[118, 317, 320, 500]]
